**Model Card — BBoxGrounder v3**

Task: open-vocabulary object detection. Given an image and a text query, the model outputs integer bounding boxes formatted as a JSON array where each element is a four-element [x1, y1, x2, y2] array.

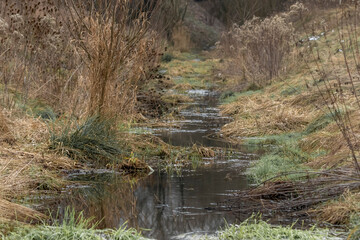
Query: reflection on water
[[52, 90, 261, 240], [58, 150, 256, 240]]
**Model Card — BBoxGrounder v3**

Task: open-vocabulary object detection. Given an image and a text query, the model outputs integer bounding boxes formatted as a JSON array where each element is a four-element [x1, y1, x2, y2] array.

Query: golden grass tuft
[[316, 190, 360, 225], [0, 199, 46, 224], [173, 83, 194, 91]]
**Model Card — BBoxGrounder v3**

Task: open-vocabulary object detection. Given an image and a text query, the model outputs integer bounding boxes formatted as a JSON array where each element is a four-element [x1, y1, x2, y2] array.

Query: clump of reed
[[0, 0, 166, 122], [62, 0, 163, 120], [50, 117, 122, 165]]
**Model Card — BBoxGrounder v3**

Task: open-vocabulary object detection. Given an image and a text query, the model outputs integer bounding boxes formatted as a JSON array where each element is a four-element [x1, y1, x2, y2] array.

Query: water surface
[[52, 90, 260, 240]]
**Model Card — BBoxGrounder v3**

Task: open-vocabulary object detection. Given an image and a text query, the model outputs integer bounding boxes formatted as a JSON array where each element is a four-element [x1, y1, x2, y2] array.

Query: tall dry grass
[[63, 0, 161, 119], [0, 0, 165, 121], [0, 0, 76, 112]]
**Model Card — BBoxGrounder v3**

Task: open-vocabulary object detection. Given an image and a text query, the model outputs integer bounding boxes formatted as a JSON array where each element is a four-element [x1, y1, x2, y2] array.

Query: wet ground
[[47, 89, 262, 240]]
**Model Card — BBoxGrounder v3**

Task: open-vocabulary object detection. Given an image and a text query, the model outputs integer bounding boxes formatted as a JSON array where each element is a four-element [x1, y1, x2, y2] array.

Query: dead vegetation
[[0, 111, 78, 224], [221, 93, 316, 137], [216, 3, 306, 90], [316, 190, 360, 225], [221, 169, 360, 223]]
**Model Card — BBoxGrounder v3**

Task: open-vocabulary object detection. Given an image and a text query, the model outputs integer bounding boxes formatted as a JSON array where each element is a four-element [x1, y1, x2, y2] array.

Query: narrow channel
[[54, 90, 261, 240]]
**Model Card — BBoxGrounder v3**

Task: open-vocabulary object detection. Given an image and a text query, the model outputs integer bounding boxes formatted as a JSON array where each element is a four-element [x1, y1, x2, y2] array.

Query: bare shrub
[[150, 0, 187, 41], [172, 25, 192, 51], [217, 8, 299, 88]]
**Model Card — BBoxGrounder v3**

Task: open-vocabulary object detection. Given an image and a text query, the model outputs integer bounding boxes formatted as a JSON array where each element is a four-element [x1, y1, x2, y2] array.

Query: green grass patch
[[161, 53, 174, 63], [280, 86, 302, 96], [172, 76, 207, 89], [246, 150, 310, 184], [172, 52, 205, 61], [244, 133, 302, 146], [2, 208, 146, 240], [244, 133, 324, 183], [303, 112, 334, 135], [50, 117, 122, 164], [220, 90, 263, 104], [349, 214, 360, 240], [218, 217, 339, 240]]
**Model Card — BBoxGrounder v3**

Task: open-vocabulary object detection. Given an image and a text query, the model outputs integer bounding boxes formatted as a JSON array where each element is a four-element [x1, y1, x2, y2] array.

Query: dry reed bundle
[[63, 0, 163, 120], [0, 199, 45, 224], [219, 168, 360, 222]]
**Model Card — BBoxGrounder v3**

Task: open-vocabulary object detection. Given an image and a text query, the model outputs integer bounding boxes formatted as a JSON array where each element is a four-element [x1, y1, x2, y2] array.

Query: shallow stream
[[50, 90, 262, 240]]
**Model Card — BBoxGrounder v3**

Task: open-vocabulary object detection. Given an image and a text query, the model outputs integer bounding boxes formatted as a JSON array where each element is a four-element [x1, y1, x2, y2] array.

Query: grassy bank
[[217, 1, 360, 230], [0, 46, 218, 235]]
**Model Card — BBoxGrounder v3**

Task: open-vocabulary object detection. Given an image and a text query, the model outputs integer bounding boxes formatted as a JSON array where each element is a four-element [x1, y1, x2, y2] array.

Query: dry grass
[[0, 154, 45, 224], [0, 199, 45, 224], [221, 93, 316, 137], [0, 0, 165, 122], [316, 190, 360, 225], [0, 109, 80, 223], [0, 110, 15, 144]]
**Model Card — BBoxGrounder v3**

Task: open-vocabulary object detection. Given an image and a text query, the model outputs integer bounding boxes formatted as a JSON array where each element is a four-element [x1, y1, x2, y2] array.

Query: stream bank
[[43, 87, 262, 240], [1, 51, 347, 240]]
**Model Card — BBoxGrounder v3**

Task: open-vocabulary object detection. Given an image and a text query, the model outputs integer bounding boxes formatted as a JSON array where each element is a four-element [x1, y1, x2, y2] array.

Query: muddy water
[[53, 90, 261, 240]]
